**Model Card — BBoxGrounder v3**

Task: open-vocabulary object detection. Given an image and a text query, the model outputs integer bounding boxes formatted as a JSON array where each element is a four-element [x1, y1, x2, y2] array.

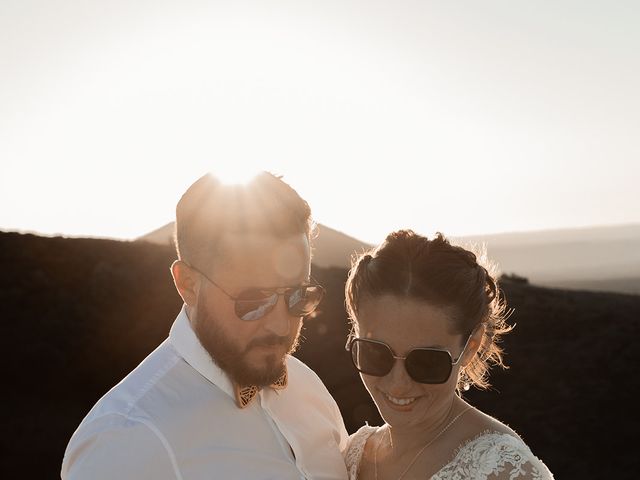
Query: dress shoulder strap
[[344, 425, 378, 480]]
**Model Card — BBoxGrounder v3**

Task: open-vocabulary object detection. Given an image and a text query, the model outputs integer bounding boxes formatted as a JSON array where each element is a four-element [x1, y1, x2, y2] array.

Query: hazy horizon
[[4, 217, 639, 296], [3, 218, 639, 246]]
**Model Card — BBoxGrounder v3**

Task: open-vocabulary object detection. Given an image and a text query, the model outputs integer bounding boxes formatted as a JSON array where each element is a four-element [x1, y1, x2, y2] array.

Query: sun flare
[[211, 166, 261, 186]]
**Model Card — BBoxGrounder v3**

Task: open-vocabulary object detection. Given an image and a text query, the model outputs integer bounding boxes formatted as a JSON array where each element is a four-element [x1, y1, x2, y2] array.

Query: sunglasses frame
[[345, 334, 473, 384], [182, 261, 324, 321]]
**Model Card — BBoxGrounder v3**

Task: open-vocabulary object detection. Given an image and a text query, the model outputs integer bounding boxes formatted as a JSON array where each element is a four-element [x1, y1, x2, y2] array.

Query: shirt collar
[[169, 305, 235, 399]]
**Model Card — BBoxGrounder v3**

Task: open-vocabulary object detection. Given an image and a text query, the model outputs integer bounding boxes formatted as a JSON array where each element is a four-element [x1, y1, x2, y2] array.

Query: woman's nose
[[384, 358, 413, 391]]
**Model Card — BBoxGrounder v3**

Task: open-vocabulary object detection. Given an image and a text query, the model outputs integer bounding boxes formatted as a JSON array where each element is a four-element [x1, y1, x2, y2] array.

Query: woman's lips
[[380, 390, 420, 411]]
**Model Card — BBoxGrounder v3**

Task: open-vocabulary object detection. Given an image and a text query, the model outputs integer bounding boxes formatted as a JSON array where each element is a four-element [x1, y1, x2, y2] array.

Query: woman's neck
[[383, 395, 464, 455]]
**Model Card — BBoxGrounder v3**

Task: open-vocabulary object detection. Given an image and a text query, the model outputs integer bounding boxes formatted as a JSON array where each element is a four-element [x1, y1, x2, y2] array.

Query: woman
[[343, 230, 553, 479]]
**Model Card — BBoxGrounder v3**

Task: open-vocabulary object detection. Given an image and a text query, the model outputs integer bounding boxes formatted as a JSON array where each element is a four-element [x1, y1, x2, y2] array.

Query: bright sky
[[2, 0, 639, 244]]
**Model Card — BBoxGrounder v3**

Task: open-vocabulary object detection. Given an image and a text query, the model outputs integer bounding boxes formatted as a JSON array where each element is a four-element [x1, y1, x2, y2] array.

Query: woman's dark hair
[[345, 229, 512, 391]]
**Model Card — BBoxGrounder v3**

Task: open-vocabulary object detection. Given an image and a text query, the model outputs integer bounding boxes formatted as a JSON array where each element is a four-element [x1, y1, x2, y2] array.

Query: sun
[[211, 166, 261, 186]]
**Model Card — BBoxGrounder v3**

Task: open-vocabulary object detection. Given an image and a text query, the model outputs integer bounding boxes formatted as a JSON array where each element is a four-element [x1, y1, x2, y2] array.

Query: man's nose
[[262, 295, 292, 337]]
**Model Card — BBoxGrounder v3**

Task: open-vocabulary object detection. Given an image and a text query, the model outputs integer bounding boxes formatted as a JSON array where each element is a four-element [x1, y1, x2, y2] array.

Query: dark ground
[[1, 231, 638, 479]]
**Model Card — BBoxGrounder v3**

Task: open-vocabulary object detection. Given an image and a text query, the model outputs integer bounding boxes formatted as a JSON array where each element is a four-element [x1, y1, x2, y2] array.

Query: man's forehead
[[216, 232, 311, 284]]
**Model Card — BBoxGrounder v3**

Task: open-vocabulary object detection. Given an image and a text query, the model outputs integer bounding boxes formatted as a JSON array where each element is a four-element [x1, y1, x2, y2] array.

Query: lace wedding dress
[[345, 426, 554, 480]]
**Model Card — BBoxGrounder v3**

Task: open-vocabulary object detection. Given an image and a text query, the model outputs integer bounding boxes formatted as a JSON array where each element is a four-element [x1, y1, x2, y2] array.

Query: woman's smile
[[379, 388, 422, 411]]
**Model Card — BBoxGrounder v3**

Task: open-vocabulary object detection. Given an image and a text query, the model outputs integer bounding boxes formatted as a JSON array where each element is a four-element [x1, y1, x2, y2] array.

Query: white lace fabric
[[345, 426, 554, 480]]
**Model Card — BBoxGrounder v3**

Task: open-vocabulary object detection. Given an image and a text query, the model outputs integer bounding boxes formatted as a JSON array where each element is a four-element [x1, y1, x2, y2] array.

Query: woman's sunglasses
[[184, 262, 325, 321], [345, 335, 471, 384]]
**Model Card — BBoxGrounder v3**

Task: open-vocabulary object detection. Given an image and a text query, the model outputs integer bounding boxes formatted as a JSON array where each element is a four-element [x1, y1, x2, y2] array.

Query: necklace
[[373, 405, 472, 480]]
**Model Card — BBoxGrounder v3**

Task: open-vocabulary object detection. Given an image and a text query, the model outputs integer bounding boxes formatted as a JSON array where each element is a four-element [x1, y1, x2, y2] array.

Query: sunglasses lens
[[235, 292, 278, 321], [287, 285, 324, 316], [405, 349, 453, 384], [351, 339, 394, 377]]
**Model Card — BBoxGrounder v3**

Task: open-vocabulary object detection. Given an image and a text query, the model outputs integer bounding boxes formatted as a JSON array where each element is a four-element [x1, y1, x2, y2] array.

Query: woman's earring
[[460, 371, 471, 391]]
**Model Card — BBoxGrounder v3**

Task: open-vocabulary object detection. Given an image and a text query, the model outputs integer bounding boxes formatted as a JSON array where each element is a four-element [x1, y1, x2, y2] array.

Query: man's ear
[[171, 260, 199, 306], [461, 323, 486, 367]]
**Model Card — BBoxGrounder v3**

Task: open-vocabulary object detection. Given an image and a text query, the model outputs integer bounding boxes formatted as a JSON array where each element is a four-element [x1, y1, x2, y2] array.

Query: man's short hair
[[175, 172, 314, 268]]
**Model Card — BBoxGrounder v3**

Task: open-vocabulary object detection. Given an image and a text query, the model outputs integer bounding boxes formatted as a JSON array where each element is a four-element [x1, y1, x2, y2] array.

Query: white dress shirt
[[61, 306, 349, 479]]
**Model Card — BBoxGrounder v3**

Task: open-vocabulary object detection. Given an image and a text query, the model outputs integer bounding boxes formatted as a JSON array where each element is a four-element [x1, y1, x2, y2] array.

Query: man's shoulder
[[61, 410, 179, 479], [62, 341, 187, 479], [277, 355, 350, 460], [80, 341, 187, 423], [283, 355, 339, 407], [285, 355, 326, 388]]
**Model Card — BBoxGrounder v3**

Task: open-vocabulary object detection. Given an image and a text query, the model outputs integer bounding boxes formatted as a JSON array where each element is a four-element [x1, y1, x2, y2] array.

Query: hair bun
[[360, 253, 374, 267]]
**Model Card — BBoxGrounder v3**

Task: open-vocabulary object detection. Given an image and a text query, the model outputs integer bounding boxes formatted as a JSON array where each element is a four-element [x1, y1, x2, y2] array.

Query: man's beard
[[194, 299, 302, 387]]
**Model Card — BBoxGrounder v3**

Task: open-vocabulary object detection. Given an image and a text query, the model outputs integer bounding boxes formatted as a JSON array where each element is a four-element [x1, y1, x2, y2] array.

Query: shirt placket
[[259, 391, 308, 479]]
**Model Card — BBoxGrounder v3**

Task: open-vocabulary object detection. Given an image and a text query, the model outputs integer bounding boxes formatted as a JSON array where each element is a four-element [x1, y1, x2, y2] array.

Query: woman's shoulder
[[344, 425, 378, 480], [348, 424, 378, 442], [434, 428, 554, 480], [427, 403, 553, 480], [463, 404, 523, 438]]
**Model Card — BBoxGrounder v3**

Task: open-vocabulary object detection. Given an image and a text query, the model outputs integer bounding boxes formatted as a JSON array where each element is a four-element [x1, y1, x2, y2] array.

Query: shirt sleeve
[[61, 414, 181, 480], [332, 398, 350, 454]]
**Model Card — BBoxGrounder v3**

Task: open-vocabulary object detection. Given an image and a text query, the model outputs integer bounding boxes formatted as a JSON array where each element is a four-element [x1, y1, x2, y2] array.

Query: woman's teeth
[[384, 393, 417, 406]]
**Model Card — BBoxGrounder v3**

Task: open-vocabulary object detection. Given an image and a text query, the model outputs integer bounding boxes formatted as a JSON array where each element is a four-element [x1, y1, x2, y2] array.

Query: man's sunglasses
[[183, 262, 325, 321], [345, 335, 472, 384]]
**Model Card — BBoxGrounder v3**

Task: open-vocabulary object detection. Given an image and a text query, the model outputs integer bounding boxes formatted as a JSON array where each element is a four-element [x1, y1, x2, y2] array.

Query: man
[[61, 172, 349, 479]]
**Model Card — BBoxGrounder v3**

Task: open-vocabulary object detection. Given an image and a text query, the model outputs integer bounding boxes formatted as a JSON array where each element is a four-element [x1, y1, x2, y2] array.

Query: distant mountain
[[138, 221, 175, 246], [139, 222, 640, 295], [137, 222, 372, 269], [454, 224, 640, 295]]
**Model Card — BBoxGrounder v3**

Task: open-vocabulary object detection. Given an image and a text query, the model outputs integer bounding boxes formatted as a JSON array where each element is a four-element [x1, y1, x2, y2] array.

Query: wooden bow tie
[[234, 368, 288, 408]]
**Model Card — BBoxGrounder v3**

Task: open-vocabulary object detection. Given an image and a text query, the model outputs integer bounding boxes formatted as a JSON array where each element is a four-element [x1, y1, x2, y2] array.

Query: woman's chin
[[374, 393, 433, 427]]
